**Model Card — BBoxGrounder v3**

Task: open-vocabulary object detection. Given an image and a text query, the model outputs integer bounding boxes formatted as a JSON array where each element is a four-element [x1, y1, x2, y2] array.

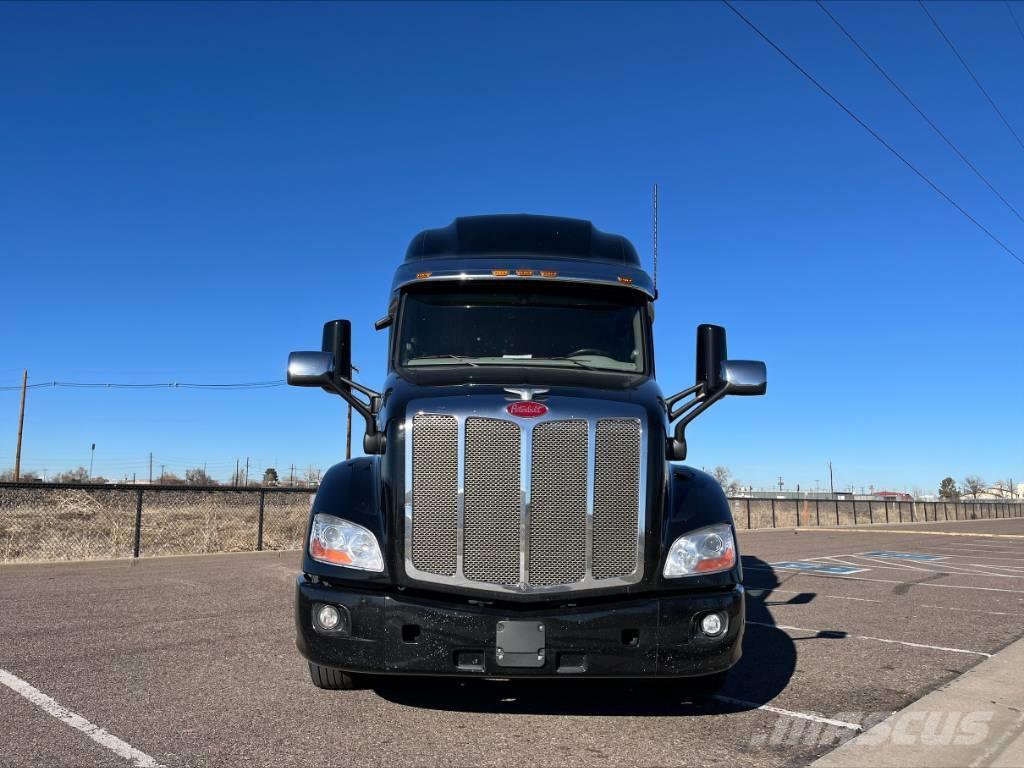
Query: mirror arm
[[669, 392, 706, 422], [334, 375, 381, 404], [664, 382, 704, 413], [323, 378, 386, 454], [668, 387, 728, 461], [675, 387, 727, 434]]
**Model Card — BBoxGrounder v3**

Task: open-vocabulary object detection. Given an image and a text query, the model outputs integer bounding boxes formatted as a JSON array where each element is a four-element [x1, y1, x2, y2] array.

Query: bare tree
[[263, 468, 279, 486], [56, 467, 90, 483], [962, 475, 985, 499], [1, 468, 38, 482], [185, 467, 218, 486], [160, 472, 186, 485], [712, 466, 731, 489]]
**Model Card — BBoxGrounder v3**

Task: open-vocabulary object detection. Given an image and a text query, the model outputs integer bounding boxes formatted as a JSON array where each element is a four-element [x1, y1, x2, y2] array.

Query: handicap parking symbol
[[768, 561, 867, 575]]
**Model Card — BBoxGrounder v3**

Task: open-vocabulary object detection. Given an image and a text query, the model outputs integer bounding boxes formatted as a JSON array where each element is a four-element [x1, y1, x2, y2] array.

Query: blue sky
[[1, 1, 1022, 492]]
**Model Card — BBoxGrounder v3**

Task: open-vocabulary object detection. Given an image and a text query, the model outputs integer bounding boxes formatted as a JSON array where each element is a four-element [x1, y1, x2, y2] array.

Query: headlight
[[309, 513, 384, 572], [663, 523, 736, 578]]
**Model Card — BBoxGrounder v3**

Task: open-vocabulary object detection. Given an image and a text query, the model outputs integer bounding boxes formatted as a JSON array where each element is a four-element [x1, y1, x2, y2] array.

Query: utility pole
[[14, 369, 27, 481], [149, 453, 153, 484], [289, 464, 296, 487], [89, 443, 96, 479], [346, 403, 352, 460], [235, 458, 240, 487], [777, 476, 784, 492], [159, 464, 165, 482], [244, 457, 250, 486], [828, 461, 835, 499]]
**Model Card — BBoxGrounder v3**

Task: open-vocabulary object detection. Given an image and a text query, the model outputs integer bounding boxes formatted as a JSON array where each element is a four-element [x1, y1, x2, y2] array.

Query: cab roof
[[404, 214, 642, 267], [394, 214, 655, 299]]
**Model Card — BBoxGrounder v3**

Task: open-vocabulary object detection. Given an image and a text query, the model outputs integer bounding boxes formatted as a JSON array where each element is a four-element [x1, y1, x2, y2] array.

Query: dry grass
[[0, 487, 311, 563]]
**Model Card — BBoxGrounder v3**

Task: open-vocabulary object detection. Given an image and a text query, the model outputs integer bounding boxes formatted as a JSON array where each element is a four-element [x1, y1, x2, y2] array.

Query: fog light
[[700, 612, 726, 637], [316, 604, 342, 631]]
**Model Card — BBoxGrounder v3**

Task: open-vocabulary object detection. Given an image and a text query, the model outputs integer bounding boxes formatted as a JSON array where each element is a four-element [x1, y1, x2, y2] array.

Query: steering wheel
[[566, 348, 610, 358]]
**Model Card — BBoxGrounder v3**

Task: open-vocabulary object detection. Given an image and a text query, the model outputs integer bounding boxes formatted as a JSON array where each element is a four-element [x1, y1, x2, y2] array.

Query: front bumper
[[296, 577, 744, 678]]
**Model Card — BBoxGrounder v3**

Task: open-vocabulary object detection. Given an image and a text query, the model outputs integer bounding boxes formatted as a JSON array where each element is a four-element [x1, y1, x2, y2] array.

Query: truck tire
[[307, 662, 362, 690]]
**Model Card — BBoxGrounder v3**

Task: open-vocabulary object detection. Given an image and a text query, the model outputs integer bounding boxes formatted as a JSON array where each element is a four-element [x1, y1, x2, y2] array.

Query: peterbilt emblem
[[506, 401, 548, 418], [503, 387, 549, 401]]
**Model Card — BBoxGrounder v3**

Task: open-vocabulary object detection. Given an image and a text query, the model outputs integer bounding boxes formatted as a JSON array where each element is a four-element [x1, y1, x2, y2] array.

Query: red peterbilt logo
[[506, 401, 548, 418]]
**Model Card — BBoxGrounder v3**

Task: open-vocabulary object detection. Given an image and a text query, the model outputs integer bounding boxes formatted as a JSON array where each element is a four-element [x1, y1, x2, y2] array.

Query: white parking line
[[747, 621, 993, 657], [743, 564, 1024, 593], [0, 668, 163, 768], [749, 587, 883, 604], [829, 554, 1024, 579], [711, 694, 863, 731], [918, 604, 1024, 617]]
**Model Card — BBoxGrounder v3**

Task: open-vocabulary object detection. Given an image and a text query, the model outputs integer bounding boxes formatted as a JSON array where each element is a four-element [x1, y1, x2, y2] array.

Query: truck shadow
[[371, 557, 804, 716]]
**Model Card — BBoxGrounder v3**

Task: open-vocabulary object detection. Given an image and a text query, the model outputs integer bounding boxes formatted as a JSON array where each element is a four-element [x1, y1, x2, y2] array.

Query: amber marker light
[[491, 269, 511, 277], [416, 271, 432, 279]]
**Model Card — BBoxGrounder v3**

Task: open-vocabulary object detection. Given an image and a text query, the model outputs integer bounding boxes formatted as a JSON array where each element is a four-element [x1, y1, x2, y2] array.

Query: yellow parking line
[[794, 527, 1024, 539]]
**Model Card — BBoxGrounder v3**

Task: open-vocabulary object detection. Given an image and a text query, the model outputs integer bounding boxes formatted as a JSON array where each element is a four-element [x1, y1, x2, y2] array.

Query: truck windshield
[[397, 283, 647, 373]]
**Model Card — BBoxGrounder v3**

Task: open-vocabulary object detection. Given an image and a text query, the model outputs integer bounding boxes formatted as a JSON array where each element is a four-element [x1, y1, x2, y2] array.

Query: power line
[[721, 0, 1024, 268], [918, 0, 1024, 153], [1007, 1, 1024, 46], [0, 379, 285, 392], [817, 0, 1024, 226]]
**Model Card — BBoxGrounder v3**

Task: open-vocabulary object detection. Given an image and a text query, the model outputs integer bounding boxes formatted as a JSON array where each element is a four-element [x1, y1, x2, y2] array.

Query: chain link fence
[[1, 482, 1021, 564], [729, 496, 1024, 530], [0, 483, 312, 563]]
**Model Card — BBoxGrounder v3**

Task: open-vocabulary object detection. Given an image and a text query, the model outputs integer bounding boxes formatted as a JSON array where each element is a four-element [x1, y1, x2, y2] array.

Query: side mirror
[[287, 320, 386, 455], [321, 320, 353, 393], [287, 351, 335, 387], [665, 324, 767, 461], [721, 360, 767, 396]]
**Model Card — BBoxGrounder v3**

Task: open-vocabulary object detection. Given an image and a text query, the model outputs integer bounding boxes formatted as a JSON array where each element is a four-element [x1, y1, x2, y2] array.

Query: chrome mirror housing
[[287, 351, 335, 388], [720, 360, 767, 396]]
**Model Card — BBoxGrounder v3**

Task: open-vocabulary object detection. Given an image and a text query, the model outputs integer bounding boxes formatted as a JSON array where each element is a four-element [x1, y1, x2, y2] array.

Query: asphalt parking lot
[[2, 517, 1022, 768]]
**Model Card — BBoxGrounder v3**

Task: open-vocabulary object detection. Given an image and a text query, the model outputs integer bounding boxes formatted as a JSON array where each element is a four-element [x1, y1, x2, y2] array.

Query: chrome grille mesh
[[529, 420, 587, 585], [462, 418, 521, 584], [410, 414, 458, 576], [592, 419, 641, 579], [407, 405, 643, 592]]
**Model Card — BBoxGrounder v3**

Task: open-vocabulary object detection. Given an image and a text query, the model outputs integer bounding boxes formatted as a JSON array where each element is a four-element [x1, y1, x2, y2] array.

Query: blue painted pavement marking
[[769, 561, 868, 575], [862, 551, 947, 561]]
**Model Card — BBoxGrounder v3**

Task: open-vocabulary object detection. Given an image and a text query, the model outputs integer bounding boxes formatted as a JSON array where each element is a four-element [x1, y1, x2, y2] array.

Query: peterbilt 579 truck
[[287, 213, 766, 691]]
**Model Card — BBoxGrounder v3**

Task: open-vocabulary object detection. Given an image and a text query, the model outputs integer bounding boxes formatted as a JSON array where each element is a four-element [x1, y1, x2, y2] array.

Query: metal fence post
[[771, 498, 776, 529], [133, 488, 143, 558], [257, 489, 266, 551], [815, 499, 820, 526]]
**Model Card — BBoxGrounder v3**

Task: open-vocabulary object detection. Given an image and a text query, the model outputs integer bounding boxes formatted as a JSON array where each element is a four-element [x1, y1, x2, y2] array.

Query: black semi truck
[[287, 214, 766, 690]]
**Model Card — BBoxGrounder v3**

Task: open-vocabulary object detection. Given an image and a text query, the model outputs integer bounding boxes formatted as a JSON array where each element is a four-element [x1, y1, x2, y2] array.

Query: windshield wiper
[[532, 356, 600, 371], [410, 354, 479, 367]]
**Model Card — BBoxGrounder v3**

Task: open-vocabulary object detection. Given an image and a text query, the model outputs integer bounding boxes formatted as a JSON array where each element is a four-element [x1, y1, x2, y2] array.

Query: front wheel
[[308, 662, 363, 690]]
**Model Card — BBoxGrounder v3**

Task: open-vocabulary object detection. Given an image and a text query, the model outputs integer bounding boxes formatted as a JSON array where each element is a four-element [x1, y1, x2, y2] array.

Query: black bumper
[[296, 577, 744, 678]]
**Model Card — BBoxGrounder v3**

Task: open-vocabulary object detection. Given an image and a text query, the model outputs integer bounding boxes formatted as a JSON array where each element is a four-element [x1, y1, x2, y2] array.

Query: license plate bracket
[[495, 620, 546, 668]]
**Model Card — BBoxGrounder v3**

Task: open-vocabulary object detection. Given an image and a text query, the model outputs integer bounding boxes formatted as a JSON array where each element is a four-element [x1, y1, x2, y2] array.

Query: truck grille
[[405, 402, 645, 593]]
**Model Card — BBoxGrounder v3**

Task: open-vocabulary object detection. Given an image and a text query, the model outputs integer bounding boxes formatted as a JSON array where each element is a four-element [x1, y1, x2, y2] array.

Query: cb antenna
[[652, 182, 659, 297]]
